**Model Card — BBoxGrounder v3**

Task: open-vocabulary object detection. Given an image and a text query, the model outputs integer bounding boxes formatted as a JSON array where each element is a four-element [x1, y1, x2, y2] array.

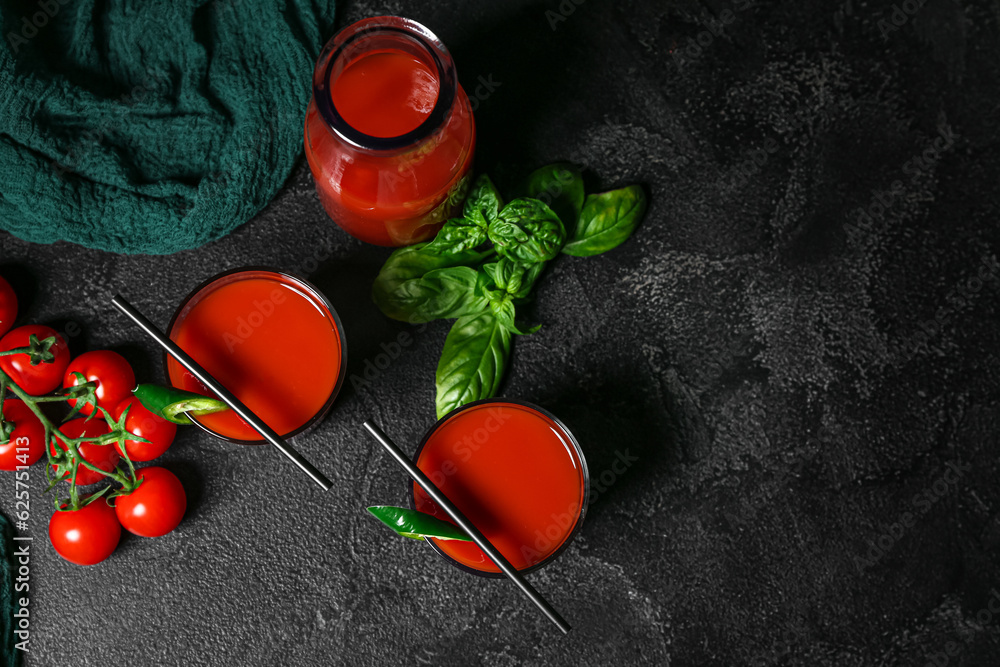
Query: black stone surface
[[2, 0, 1000, 665]]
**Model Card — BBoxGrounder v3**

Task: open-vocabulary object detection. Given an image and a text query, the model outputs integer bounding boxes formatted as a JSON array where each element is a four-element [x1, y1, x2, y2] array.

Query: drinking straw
[[111, 295, 333, 491], [362, 420, 572, 634]]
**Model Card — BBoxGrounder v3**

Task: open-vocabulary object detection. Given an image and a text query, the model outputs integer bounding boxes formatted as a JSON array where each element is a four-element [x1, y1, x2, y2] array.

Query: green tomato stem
[[30, 395, 82, 403], [0, 343, 141, 510]]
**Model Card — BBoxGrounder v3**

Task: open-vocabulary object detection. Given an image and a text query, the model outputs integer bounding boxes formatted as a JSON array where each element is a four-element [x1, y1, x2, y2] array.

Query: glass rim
[[163, 266, 348, 446], [407, 398, 590, 578], [312, 16, 458, 152]]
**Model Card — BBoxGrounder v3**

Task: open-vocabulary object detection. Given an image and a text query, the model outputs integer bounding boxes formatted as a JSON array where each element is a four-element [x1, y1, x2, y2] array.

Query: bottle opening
[[314, 18, 457, 151], [331, 49, 440, 138]]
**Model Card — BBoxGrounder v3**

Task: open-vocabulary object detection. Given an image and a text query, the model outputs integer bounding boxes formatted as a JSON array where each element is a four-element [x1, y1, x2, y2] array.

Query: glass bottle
[[304, 16, 476, 246]]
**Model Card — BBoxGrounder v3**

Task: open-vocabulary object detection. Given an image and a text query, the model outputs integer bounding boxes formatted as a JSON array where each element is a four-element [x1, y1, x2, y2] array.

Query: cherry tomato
[[115, 466, 186, 537], [49, 500, 121, 566], [0, 398, 45, 470], [114, 397, 176, 462], [51, 418, 120, 486], [0, 275, 16, 338], [63, 350, 136, 417], [0, 324, 70, 395]]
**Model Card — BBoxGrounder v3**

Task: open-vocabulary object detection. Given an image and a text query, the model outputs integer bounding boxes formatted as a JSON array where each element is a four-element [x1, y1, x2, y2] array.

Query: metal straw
[[111, 295, 333, 491], [362, 420, 571, 634]]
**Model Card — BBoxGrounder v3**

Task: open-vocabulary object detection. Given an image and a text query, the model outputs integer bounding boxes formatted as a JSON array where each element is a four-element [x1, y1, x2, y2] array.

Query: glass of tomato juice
[[165, 268, 347, 444], [304, 16, 476, 247], [409, 400, 590, 576]]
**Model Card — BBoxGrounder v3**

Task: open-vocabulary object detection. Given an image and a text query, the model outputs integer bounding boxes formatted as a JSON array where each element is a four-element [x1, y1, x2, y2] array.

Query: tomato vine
[[0, 334, 144, 511]]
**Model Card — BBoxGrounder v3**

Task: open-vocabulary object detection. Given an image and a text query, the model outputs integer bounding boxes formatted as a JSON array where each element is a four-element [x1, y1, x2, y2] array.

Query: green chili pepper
[[133, 384, 229, 425], [366, 506, 472, 542]]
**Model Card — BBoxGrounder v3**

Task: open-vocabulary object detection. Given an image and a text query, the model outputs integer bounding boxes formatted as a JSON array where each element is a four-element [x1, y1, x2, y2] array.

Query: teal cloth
[[0, 0, 336, 254], [0, 514, 16, 667]]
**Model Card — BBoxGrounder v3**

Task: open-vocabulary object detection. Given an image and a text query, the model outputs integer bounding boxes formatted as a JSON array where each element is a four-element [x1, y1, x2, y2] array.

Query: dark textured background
[[2, 0, 1000, 665]]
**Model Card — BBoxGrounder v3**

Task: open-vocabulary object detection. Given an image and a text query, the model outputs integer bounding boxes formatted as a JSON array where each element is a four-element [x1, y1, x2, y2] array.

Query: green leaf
[[562, 185, 647, 257], [480, 258, 544, 334], [512, 263, 546, 301], [133, 384, 229, 425], [372, 242, 494, 323], [435, 310, 512, 419], [375, 265, 488, 324], [488, 296, 539, 336], [482, 257, 526, 295], [482, 257, 546, 301], [524, 163, 584, 229], [488, 198, 566, 264], [462, 174, 504, 226], [366, 506, 472, 542], [425, 216, 489, 254]]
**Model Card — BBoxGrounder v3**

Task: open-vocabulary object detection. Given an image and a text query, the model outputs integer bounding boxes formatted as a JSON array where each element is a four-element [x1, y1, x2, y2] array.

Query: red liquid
[[413, 403, 586, 573], [167, 273, 343, 442], [305, 47, 475, 246], [331, 51, 438, 138]]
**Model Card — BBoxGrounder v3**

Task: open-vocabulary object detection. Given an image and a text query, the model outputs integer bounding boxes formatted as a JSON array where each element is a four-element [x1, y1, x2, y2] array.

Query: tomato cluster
[[49, 465, 187, 566], [0, 274, 187, 566]]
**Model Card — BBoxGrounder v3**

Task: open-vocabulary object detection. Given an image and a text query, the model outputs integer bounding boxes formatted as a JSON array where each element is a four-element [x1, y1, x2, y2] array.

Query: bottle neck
[[313, 19, 458, 153]]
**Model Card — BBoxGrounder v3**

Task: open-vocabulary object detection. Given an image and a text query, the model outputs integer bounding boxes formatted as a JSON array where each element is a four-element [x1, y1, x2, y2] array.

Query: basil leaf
[[372, 242, 494, 323], [524, 163, 584, 229], [488, 198, 566, 264], [375, 266, 489, 323], [562, 185, 647, 257], [489, 297, 516, 333], [488, 296, 539, 336], [464, 259, 545, 334], [513, 262, 546, 301], [435, 310, 512, 418], [482, 257, 545, 301], [482, 257, 524, 294], [463, 174, 504, 226], [477, 258, 546, 335], [426, 216, 489, 254]]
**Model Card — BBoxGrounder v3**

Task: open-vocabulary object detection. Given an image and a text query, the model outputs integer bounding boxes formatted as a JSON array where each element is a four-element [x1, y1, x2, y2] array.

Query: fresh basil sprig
[[371, 164, 647, 418], [479, 258, 544, 335], [482, 257, 544, 301]]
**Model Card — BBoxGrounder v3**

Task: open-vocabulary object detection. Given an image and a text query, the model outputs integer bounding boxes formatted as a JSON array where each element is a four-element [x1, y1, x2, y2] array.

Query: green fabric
[[0, 0, 336, 254], [0, 514, 16, 667]]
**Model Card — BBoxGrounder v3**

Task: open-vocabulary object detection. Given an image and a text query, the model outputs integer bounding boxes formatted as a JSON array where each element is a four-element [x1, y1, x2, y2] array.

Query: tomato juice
[[331, 51, 438, 138], [305, 17, 475, 247], [166, 270, 345, 443], [411, 401, 589, 575]]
